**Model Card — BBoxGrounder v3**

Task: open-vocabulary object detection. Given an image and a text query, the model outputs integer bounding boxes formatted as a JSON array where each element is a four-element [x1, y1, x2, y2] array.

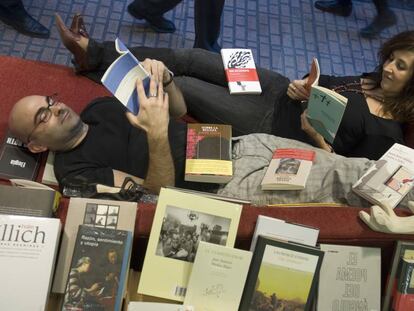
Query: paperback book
[[138, 188, 242, 301], [185, 123, 233, 183], [61, 225, 132, 311], [393, 257, 414, 311], [260, 148, 316, 190], [0, 131, 42, 181], [0, 215, 61, 311], [239, 236, 324, 311], [304, 57, 320, 92], [101, 37, 150, 115], [184, 242, 252, 310], [220, 48, 262, 94], [41, 151, 58, 186], [317, 244, 381, 311], [128, 302, 194, 311], [53, 198, 137, 293], [352, 143, 414, 209]]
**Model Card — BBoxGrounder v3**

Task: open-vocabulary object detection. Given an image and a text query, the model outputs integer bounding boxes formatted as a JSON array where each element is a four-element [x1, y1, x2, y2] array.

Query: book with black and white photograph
[[317, 244, 381, 311], [0, 215, 61, 311], [239, 236, 324, 311], [61, 225, 132, 311], [221, 48, 262, 94], [353, 143, 414, 209], [138, 188, 242, 301]]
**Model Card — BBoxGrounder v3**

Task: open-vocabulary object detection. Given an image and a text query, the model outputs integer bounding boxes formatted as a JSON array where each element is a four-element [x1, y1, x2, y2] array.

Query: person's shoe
[[127, 3, 176, 33], [314, 0, 352, 17], [0, 5, 50, 38], [55, 13, 90, 72], [359, 11, 397, 38]]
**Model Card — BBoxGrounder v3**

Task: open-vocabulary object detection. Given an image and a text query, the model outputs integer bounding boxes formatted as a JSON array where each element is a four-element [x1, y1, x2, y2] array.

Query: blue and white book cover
[[101, 38, 150, 115]]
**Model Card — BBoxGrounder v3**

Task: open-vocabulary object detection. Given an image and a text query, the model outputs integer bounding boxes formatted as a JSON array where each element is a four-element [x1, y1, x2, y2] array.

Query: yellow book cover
[[137, 188, 242, 301]]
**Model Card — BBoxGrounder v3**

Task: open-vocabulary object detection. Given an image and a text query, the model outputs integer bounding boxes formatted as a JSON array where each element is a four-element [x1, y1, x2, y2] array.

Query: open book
[[352, 143, 414, 208], [101, 38, 150, 115]]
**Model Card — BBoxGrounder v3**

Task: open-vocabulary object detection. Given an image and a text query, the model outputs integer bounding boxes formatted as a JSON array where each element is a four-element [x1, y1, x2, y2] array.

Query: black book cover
[[0, 132, 41, 180], [62, 225, 132, 311]]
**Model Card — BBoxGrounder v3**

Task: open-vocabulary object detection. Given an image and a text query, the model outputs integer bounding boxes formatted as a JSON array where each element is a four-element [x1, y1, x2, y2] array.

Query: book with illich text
[[101, 38, 150, 115], [221, 48, 262, 94]]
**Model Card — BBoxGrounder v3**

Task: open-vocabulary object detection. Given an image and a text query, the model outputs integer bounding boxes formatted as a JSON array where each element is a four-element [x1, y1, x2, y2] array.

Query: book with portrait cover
[[183, 242, 252, 310], [185, 123, 232, 184], [101, 37, 150, 115], [53, 198, 137, 294], [260, 148, 316, 190], [61, 225, 132, 311], [239, 236, 324, 311], [0, 131, 42, 181], [317, 244, 381, 311], [0, 215, 61, 311], [220, 48, 262, 94], [352, 143, 414, 209], [137, 188, 242, 301]]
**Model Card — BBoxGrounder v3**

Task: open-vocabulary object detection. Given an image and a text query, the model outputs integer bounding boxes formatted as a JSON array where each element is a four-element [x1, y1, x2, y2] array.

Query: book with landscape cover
[[0, 131, 42, 181], [0, 215, 61, 311], [261, 148, 316, 190], [382, 241, 414, 311], [53, 197, 137, 293], [317, 244, 381, 311], [183, 242, 252, 310], [239, 235, 324, 311], [220, 48, 262, 94], [138, 188, 242, 301], [352, 143, 414, 209], [185, 123, 233, 183], [0, 183, 60, 217], [250, 215, 319, 251], [101, 37, 150, 115], [61, 225, 132, 311]]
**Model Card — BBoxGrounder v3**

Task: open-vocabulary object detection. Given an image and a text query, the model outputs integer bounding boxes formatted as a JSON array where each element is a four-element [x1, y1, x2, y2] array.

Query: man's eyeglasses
[[26, 93, 58, 143]]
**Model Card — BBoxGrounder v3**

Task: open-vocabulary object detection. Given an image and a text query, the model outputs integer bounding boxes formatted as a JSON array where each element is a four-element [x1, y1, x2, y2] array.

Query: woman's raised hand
[[287, 79, 310, 101]]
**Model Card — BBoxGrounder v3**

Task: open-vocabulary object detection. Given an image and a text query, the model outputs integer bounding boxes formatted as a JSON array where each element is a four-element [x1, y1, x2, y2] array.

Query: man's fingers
[[125, 112, 140, 128], [148, 76, 158, 97], [136, 78, 147, 103]]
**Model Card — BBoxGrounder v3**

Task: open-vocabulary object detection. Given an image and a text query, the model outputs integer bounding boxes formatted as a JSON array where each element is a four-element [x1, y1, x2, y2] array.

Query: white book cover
[[101, 37, 150, 115], [220, 48, 262, 94], [250, 215, 319, 251], [128, 302, 194, 311], [0, 215, 61, 311], [317, 244, 381, 311], [353, 143, 414, 208], [184, 242, 252, 310]]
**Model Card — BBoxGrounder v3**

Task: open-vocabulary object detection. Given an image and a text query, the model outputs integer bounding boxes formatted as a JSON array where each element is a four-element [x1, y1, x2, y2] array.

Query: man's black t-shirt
[[54, 98, 189, 188]]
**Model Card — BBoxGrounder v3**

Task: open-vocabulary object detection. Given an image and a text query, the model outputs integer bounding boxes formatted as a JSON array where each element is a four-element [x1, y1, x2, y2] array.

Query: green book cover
[[307, 86, 348, 144]]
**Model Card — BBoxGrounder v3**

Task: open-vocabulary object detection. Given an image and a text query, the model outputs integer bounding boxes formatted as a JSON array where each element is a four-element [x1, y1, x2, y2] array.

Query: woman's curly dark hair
[[375, 31, 414, 123]]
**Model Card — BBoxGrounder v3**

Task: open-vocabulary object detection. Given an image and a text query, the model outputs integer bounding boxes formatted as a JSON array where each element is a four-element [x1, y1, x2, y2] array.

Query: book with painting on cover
[[382, 241, 414, 311], [220, 48, 262, 94], [137, 188, 242, 301], [183, 242, 252, 311], [239, 235, 324, 311], [53, 198, 137, 294], [185, 123, 232, 183], [352, 143, 414, 209], [250, 215, 319, 251], [0, 131, 42, 181], [260, 148, 316, 190], [101, 37, 150, 115], [317, 244, 381, 311], [61, 225, 132, 311], [0, 215, 61, 311]]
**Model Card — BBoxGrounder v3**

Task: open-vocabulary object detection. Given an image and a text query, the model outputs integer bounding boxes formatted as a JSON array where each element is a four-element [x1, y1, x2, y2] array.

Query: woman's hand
[[300, 110, 333, 153], [140, 58, 171, 84], [287, 79, 310, 101]]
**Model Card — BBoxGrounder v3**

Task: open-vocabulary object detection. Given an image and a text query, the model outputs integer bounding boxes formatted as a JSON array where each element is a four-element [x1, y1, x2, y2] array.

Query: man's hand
[[140, 58, 170, 84], [126, 76, 169, 139], [287, 79, 310, 101]]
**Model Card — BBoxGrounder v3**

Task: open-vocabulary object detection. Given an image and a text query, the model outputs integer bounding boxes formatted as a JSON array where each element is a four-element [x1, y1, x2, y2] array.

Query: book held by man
[[0, 215, 61, 311], [352, 143, 414, 209], [138, 188, 242, 301], [185, 123, 233, 183], [101, 37, 150, 115], [221, 48, 262, 94], [261, 148, 316, 190]]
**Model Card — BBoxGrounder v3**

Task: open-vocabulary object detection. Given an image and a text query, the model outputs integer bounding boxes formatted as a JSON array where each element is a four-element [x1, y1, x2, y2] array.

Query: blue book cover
[[101, 38, 150, 115], [307, 86, 348, 144]]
